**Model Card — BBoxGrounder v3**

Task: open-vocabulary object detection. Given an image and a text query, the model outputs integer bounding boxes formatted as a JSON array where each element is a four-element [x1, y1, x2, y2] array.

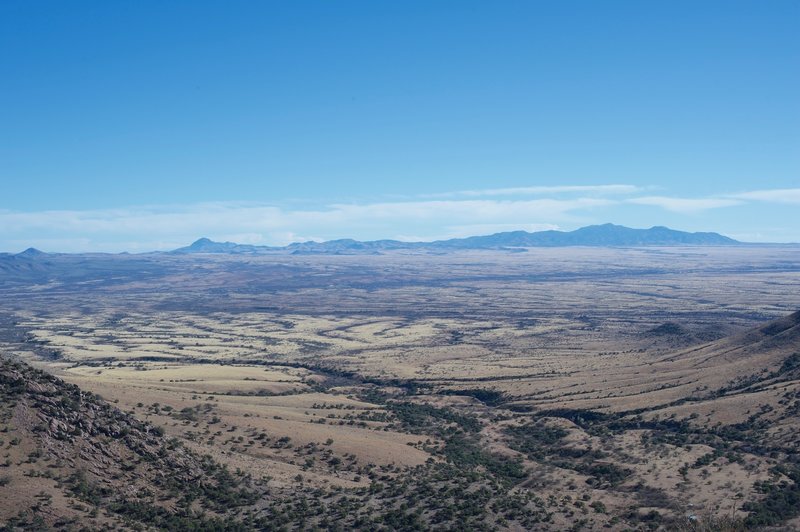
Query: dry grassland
[[2, 246, 800, 529]]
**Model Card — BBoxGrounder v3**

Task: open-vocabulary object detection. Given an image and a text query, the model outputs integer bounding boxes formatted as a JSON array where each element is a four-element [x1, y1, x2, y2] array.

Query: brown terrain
[[1, 245, 799, 530]]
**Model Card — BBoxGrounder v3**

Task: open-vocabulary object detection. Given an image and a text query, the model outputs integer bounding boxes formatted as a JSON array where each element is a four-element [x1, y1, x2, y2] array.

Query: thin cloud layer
[[422, 184, 642, 198], [0, 186, 797, 252], [626, 196, 743, 214], [728, 188, 800, 205]]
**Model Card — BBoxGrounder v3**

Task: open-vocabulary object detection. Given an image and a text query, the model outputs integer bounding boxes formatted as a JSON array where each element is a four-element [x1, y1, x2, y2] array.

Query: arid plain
[[2, 245, 800, 530]]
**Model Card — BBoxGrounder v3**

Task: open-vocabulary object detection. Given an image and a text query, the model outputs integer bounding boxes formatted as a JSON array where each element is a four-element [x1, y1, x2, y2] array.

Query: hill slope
[[523, 310, 800, 418], [0, 356, 259, 530]]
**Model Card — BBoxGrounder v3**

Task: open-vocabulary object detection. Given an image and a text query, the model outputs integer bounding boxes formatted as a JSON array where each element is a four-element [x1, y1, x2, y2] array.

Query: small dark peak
[[16, 247, 47, 258], [191, 237, 214, 246]]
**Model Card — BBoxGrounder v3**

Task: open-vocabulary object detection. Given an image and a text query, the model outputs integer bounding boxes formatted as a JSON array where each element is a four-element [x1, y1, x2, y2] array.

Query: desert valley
[[1, 230, 799, 530]]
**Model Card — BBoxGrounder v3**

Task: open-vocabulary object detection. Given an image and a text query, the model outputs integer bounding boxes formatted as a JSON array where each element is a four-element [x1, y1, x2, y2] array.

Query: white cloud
[[324, 198, 613, 221], [727, 188, 800, 205], [422, 184, 641, 199], [623, 187, 800, 214], [626, 196, 743, 214]]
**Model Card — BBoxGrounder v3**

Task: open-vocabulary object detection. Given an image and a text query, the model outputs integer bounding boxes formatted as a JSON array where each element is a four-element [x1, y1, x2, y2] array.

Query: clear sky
[[1, 1, 798, 252]]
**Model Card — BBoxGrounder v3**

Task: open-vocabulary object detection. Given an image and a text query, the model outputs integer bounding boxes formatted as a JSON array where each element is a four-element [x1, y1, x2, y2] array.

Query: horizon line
[[5, 223, 798, 255]]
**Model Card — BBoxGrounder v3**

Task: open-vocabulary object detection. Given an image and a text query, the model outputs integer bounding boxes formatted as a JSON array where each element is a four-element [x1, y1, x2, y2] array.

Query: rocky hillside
[[0, 356, 259, 530]]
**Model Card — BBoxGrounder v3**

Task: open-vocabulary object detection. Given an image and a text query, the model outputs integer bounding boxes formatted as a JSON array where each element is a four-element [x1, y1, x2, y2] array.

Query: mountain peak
[[188, 237, 216, 249], [16, 247, 47, 258], [172, 237, 275, 254], [172, 224, 741, 255]]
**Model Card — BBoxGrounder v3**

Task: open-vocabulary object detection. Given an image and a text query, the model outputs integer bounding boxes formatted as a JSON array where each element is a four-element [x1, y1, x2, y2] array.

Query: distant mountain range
[[171, 224, 740, 255]]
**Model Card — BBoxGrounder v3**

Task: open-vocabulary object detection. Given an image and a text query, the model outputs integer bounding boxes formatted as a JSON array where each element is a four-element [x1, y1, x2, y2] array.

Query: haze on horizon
[[1, 1, 798, 252]]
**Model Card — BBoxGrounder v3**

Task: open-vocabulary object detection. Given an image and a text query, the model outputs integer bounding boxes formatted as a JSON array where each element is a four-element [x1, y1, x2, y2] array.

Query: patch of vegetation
[[505, 421, 568, 454], [443, 433, 526, 482], [776, 352, 800, 377], [505, 418, 632, 487], [742, 466, 800, 527], [387, 401, 482, 435], [441, 388, 507, 406]]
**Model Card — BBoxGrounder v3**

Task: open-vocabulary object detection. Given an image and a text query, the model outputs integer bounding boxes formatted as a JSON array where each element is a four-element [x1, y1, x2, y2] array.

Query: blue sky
[[1, 1, 798, 252]]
